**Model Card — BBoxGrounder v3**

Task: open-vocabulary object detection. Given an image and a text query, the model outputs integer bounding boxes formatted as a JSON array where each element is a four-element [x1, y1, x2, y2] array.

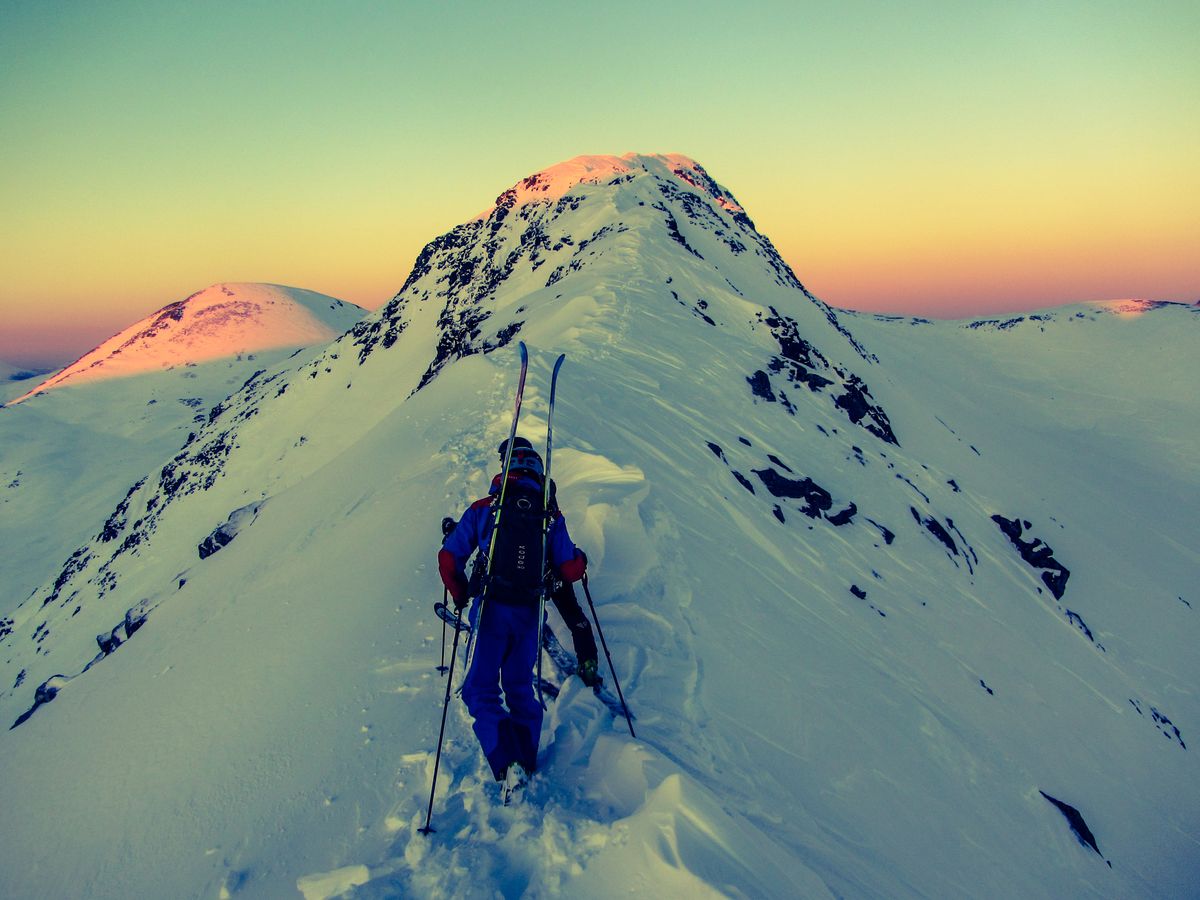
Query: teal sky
[[2, 0, 1197, 366]]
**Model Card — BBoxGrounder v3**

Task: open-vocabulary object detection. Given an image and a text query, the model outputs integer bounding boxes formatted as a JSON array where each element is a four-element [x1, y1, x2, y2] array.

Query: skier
[[438, 438, 587, 795], [443, 439, 602, 686]]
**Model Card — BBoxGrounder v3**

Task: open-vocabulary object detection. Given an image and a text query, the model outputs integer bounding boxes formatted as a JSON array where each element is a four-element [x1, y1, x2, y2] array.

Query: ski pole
[[437, 517, 457, 676], [419, 606, 464, 835], [437, 588, 449, 675], [581, 573, 635, 738]]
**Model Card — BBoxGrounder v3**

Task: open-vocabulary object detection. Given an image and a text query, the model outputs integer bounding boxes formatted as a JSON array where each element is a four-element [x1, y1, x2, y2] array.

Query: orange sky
[[2, 2, 1197, 367]]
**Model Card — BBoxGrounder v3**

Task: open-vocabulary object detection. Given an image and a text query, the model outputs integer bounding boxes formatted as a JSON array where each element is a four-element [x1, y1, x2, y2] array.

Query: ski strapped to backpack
[[464, 343, 566, 700], [463, 345, 566, 681], [464, 340, 528, 673], [536, 353, 566, 705]]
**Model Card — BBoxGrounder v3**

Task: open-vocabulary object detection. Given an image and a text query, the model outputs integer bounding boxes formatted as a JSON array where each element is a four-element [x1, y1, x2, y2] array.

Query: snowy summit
[[479, 152, 746, 217], [10, 282, 362, 403], [0, 153, 1196, 899]]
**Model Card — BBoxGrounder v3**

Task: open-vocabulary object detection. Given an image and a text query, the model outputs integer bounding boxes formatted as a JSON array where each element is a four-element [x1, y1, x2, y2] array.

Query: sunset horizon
[[3, 2, 1197, 368]]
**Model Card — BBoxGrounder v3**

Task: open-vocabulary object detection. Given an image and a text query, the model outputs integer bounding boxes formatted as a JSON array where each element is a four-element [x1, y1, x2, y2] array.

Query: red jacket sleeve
[[438, 548, 468, 603], [558, 549, 587, 584]]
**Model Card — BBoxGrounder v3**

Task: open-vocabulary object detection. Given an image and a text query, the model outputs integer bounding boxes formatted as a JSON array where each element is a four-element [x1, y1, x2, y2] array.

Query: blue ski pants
[[462, 601, 542, 781]]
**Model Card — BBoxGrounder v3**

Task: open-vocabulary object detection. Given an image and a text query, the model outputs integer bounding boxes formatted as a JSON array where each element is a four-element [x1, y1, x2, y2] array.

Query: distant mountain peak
[[10, 283, 363, 403], [1093, 298, 1186, 317]]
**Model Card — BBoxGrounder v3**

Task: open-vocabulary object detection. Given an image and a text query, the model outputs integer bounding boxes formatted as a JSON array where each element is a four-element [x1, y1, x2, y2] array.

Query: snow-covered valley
[[0, 155, 1195, 899]]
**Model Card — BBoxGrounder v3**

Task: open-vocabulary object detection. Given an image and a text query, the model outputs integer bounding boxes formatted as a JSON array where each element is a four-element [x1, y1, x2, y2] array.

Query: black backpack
[[483, 483, 548, 606]]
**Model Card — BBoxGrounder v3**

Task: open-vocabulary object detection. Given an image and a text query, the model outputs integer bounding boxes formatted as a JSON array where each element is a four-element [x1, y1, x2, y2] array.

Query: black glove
[[450, 570, 470, 610]]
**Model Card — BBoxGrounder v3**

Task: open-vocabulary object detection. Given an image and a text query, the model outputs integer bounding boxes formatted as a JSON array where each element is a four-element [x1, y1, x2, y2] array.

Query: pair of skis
[[465, 341, 565, 707]]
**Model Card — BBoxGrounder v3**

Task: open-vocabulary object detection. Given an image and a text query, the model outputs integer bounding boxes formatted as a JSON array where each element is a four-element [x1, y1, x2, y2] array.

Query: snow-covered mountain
[[0, 154, 1195, 899], [0, 284, 365, 627], [8, 282, 362, 403]]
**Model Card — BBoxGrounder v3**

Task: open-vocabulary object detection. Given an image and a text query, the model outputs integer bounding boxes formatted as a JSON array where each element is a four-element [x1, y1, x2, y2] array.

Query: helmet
[[497, 436, 533, 460], [507, 446, 544, 480]]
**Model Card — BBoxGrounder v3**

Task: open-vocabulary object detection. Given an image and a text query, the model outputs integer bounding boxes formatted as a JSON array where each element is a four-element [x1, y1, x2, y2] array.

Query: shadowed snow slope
[[1, 362, 53, 404], [0, 155, 1196, 899]]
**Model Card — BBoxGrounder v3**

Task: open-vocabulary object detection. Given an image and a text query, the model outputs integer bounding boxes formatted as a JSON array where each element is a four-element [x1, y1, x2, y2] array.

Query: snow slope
[[0, 284, 365, 621], [0, 155, 1196, 899], [8, 282, 362, 403]]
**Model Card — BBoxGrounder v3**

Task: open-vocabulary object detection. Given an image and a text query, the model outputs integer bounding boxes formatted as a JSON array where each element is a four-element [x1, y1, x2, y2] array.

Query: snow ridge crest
[[485, 152, 745, 217]]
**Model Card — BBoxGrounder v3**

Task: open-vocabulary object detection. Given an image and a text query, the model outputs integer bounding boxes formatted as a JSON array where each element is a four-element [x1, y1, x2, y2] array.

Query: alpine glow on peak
[[9, 283, 364, 403]]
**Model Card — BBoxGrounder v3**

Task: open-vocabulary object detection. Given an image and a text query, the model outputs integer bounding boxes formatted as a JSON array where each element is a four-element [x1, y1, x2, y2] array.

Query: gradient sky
[[2, 0, 1197, 367]]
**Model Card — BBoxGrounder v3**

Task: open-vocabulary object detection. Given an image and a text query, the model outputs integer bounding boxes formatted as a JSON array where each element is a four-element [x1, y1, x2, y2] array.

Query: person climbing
[[438, 437, 587, 797], [449, 440, 603, 686]]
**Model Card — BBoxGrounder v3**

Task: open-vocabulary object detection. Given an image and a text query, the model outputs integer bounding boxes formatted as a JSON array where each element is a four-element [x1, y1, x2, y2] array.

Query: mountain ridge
[[0, 155, 1195, 899]]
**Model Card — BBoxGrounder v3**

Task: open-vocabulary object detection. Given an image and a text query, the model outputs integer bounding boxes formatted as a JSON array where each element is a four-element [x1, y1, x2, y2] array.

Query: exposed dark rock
[[199, 502, 265, 560], [767, 454, 793, 472], [945, 518, 978, 574], [750, 307, 896, 444], [1039, 792, 1108, 863], [834, 375, 898, 445], [747, 371, 775, 401], [96, 628, 121, 656], [1065, 610, 1096, 644], [896, 473, 931, 503], [850, 585, 867, 599], [992, 515, 1071, 599], [1149, 707, 1187, 749], [732, 471, 756, 494], [494, 321, 523, 347], [765, 310, 828, 373], [826, 503, 857, 526], [911, 507, 957, 556], [1130, 699, 1188, 749], [706, 441, 726, 462], [40, 547, 92, 609], [198, 529, 235, 560], [653, 203, 704, 259], [11, 674, 73, 729], [753, 468, 832, 518], [968, 316, 1028, 331], [866, 518, 895, 545]]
